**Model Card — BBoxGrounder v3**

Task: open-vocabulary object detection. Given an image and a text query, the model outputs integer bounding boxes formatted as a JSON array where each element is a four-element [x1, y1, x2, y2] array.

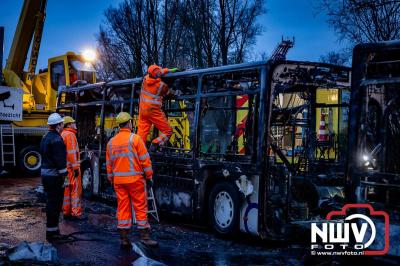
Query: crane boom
[[5, 0, 47, 79], [27, 0, 47, 80]]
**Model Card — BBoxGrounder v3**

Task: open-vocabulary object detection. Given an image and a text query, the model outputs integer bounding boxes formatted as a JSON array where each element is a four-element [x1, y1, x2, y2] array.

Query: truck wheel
[[208, 182, 240, 235], [18, 146, 41, 176], [81, 163, 93, 199]]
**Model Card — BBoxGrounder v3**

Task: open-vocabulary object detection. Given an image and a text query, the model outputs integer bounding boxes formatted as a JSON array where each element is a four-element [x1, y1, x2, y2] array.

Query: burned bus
[[347, 41, 400, 255], [57, 60, 350, 238]]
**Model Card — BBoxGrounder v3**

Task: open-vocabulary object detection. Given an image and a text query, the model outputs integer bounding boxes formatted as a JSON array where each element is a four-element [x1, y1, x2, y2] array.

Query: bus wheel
[[81, 164, 93, 199], [208, 182, 240, 235], [18, 146, 42, 176]]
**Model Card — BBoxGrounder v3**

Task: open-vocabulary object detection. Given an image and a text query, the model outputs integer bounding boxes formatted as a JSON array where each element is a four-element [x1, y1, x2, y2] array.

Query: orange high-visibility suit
[[106, 128, 153, 230], [61, 128, 82, 217], [137, 66, 173, 145]]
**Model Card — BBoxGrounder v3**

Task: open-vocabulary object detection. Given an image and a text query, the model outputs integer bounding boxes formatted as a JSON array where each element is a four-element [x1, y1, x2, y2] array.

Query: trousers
[[114, 179, 150, 230], [137, 106, 173, 145], [42, 175, 64, 232], [63, 170, 82, 217]]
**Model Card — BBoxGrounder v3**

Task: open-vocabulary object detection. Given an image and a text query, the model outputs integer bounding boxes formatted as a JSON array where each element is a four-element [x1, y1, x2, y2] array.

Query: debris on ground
[[7, 242, 58, 263], [132, 243, 165, 266]]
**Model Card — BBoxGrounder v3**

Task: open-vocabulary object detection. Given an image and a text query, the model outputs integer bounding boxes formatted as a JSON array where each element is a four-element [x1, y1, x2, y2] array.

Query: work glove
[[174, 89, 183, 97], [170, 67, 179, 73], [146, 179, 153, 189], [63, 175, 70, 187], [74, 169, 80, 178]]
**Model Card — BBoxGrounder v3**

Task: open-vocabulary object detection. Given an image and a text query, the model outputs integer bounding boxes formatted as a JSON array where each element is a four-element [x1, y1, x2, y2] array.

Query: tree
[[319, 0, 400, 43], [96, 0, 266, 79], [319, 51, 349, 66]]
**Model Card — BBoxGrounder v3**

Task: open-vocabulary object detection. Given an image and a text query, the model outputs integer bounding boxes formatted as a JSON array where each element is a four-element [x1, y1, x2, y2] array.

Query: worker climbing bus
[[138, 65, 180, 151]]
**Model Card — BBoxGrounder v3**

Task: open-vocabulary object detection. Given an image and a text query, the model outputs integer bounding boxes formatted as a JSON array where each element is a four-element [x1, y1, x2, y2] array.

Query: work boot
[[118, 229, 132, 249], [139, 228, 158, 247]]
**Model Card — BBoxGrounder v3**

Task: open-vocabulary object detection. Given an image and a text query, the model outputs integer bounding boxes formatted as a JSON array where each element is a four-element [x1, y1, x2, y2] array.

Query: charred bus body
[[347, 41, 400, 255], [57, 60, 350, 238]]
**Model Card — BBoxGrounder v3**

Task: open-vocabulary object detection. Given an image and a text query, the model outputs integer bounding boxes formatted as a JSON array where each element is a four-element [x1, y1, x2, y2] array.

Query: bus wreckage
[[57, 60, 351, 239]]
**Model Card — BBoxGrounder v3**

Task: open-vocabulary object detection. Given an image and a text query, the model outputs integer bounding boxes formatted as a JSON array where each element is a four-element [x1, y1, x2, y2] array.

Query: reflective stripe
[[114, 171, 143, 177], [128, 134, 135, 171], [72, 163, 80, 167], [58, 168, 67, 174], [110, 153, 130, 160], [156, 83, 164, 95], [107, 173, 113, 177], [117, 224, 131, 229], [144, 166, 152, 172], [46, 227, 59, 232], [71, 198, 80, 202], [141, 97, 162, 105], [136, 220, 148, 225], [139, 153, 149, 160], [142, 89, 161, 99], [68, 150, 77, 154], [110, 152, 139, 160]]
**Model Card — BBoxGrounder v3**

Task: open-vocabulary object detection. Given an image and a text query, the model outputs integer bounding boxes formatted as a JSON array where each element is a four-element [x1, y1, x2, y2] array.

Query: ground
[[1, 176, 398, 266], [0, 175, 307, 266]]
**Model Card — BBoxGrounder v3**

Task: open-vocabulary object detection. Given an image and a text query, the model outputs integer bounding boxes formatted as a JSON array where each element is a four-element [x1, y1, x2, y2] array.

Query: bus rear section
[[347, 41, 400, 256]]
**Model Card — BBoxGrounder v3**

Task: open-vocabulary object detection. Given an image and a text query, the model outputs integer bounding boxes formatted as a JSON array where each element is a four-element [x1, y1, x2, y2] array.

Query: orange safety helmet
[[148, 64, 163, 78]]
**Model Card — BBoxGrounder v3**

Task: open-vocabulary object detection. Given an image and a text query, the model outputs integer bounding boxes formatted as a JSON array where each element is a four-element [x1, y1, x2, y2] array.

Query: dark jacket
[[40, 130, 67, 177]]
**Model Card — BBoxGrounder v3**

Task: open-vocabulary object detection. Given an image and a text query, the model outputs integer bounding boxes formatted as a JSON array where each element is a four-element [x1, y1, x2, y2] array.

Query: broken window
[[359, 83, 400, 173], [163, 98, 196, 150], [149, 76, 198, 150], [199, 70, 259, 159], [199, 94, 257, 158], [202, 70, 260, 93]]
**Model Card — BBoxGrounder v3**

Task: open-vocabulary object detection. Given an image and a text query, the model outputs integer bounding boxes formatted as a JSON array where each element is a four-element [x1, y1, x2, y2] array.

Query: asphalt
[[0, 175, 306, 265]]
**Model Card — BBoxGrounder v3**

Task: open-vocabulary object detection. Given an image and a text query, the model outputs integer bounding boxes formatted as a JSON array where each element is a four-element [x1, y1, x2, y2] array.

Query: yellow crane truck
[[0, 0, 96, 175]]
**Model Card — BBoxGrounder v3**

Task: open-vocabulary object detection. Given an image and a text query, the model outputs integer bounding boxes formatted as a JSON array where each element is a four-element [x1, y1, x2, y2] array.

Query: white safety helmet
[[47, 113, 64, 126]]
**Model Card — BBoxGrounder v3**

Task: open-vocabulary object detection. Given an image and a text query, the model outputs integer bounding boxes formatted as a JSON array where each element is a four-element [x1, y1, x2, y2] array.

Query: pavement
[[0, 175, 308, 265], [0, 175, 341, 265]]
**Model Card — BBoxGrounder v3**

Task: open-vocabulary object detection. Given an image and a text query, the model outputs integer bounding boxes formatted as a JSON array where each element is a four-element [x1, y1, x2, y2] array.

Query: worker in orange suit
[[137, 64, 180, 151], [106, 112, 158, 248], [61, 116, 84, 220]]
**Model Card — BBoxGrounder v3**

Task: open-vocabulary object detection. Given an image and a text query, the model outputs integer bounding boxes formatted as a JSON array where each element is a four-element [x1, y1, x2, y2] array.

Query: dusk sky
[[0, 0, 349, 72]]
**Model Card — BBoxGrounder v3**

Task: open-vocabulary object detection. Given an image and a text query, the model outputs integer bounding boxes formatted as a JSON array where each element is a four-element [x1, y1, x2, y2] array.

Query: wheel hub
[[23, 151, 41, 171], [214, 191, 234, 229], [82, 168, 92, 189], [27, 155, 37, 166]]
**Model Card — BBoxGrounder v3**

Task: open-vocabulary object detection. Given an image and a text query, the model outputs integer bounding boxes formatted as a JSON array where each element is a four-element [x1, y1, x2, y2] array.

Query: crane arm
[[5, 0, 47, 79]]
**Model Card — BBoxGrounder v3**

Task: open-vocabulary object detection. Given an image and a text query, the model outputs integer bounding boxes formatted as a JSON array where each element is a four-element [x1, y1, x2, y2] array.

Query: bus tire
[[208, 182, 240, 236], [18, 145, 42, 176], [81, 163, 94, 199]]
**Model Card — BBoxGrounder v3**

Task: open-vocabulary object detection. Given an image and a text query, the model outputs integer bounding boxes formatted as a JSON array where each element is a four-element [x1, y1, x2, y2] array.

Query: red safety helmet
[[148, 64, 163, 78]]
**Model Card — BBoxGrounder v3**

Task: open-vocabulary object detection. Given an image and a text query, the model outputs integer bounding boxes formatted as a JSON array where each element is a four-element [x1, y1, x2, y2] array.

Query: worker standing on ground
[[61, 116, 83, 220], [40, 113, 68, 241], [106, 112, 158, 248], [137, 64, 180, 151]]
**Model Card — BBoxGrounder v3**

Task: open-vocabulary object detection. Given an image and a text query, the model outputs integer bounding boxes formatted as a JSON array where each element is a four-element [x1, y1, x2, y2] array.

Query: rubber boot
[[139, 228, 158, 247], [118, 229, 132, 249]]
